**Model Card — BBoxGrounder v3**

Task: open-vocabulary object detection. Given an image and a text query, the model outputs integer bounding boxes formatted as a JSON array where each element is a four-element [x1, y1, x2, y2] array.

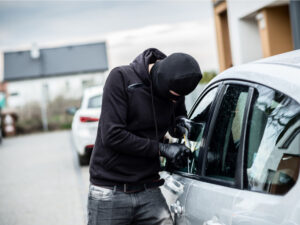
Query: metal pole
[[41, 83, 48, 131]]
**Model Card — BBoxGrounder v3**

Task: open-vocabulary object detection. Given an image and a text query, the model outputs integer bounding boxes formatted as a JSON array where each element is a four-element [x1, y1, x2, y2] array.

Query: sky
[[0, 0, 219, 80]]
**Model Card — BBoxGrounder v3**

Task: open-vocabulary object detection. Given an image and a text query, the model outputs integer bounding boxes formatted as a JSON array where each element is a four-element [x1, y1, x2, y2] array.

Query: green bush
[[200, 71, 217, 84]]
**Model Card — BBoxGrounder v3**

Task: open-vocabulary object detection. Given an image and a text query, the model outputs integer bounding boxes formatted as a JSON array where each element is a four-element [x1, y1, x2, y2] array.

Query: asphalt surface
[[0, 130, 90, 225]]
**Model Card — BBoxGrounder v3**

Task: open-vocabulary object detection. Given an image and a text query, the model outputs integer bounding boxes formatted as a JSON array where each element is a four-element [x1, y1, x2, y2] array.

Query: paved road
[[0, 131, 90, 225]]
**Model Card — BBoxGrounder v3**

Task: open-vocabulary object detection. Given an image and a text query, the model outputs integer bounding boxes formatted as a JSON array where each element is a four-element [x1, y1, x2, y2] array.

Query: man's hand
[[159, 143, 192, 168]]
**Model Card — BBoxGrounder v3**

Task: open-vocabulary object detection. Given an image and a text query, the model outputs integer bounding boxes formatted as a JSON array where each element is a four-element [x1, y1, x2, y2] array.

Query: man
[[88, 48, 202, 225]]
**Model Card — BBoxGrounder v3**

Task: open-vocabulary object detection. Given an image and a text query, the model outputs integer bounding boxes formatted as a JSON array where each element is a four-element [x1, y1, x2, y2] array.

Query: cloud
[[106, 20, 218, 71], [0, 1, 213, 48]]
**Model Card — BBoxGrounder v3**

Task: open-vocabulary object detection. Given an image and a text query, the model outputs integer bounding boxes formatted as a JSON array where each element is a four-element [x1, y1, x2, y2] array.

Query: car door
[[162, 83, 221, 224], [181, 83, 252, 225], [231, 83, 300, 225]]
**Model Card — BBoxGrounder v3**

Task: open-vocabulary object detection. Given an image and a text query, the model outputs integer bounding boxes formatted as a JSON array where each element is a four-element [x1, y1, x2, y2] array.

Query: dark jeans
[[87, 184, 173, 225]]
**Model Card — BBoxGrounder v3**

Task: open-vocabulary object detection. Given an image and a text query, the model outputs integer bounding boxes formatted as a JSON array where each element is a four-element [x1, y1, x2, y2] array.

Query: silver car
[[162, 49, 300, 225]]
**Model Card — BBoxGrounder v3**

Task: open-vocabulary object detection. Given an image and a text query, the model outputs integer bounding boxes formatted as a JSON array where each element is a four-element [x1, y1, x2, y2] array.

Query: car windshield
[[88, 95, 102, 108]]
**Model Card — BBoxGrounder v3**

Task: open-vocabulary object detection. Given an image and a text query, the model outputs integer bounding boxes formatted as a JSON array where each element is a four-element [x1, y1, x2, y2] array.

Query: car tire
[[78, 153, 89, 166]]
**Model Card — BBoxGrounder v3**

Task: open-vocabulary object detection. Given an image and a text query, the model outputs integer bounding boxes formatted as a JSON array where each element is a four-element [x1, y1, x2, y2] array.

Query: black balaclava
[[150, 53, 202, 101]]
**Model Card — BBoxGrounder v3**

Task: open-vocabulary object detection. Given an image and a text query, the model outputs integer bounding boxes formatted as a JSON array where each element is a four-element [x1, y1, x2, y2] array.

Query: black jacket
[[89, 48, 187, 186]]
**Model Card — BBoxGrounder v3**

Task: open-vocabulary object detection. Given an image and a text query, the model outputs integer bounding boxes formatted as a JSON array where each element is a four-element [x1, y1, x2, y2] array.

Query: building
[[213, 0, 300, 72], [3, 42, 108, 108]]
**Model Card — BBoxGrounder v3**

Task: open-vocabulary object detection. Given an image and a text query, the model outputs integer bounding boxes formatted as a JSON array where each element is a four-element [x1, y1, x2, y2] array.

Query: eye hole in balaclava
[[150, 53, 202, 102], [169, 90, 182, 102]]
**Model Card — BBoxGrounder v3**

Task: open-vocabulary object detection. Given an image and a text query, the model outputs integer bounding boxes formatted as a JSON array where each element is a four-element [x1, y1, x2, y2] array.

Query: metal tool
[[183, 128, 191, 172]]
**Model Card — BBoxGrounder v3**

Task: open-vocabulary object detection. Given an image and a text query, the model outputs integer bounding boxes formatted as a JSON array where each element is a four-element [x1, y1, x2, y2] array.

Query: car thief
[[88, 48, 202, 225]]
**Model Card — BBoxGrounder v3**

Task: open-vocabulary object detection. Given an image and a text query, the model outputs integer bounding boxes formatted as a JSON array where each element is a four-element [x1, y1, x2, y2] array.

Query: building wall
[[213, 1, 233, 72], [238, 18, 263, 63], [258, 5, 293, 57], [226, 0, 280, 66], [214, 0, 299, 72], [6, 72, 107, 108]]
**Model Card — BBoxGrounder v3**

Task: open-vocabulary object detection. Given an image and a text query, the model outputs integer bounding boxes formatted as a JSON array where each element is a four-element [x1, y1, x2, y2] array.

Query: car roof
[[254, 49, 300, 68], [209, 49, 300, 103]]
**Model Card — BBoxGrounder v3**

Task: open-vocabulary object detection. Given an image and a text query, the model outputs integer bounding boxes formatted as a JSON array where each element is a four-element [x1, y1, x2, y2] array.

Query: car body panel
[[184, 180, 239, 225], [72, 108, 100, 155], [232, 189, 291, 225], [231, 171, 300, 225]]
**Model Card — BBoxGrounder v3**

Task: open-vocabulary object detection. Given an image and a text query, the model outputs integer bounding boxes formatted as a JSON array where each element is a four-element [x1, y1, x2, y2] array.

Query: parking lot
[[0, 131, 90, 225]]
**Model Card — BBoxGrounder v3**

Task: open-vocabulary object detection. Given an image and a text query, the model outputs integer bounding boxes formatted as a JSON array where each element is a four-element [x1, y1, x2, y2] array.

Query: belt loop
[[124, 184, 127, 193], [143, 183, 147, 190], [113, 185, 117, 193]]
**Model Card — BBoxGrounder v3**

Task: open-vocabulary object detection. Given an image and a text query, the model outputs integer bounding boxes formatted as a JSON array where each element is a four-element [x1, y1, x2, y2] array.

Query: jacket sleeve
[[100, 68, 159, 158]]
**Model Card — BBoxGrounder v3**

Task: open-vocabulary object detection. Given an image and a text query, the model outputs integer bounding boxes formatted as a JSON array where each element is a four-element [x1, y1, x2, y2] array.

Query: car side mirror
[[184, 120, 205, 142], [66, 107, 78, 115]]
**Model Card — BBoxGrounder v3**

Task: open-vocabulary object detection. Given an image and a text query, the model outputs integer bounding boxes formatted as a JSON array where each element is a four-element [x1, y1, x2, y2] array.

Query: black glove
[[172, 117, 192, 138], [159, 143, 192, 168]]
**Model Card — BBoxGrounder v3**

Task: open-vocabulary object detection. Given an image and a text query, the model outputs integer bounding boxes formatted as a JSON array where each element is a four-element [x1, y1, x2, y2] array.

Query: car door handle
[[170, 201, 183, 215], [203, 216, 225, 225], [164, 175, 184, 194]]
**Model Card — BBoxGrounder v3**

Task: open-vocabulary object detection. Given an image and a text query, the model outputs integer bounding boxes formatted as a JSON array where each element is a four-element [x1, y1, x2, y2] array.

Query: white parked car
[[71, 86, 102, 165], [162, 50, 300, 225]]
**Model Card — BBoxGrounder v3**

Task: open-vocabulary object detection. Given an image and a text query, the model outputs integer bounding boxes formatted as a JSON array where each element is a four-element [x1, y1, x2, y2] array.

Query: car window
[[246, 85, 300, 195], [205, 85, 249, 181], [179, 87, 218, 174], [88, 95, 102, 108]]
